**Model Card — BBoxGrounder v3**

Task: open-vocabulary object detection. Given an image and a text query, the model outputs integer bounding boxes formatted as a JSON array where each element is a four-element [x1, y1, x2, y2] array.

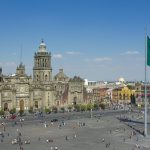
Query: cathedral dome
[[118, 77, 125, 83], [38, 40, 47, 52], [40, 40, 46, 46], [54, 69, 69, 81]]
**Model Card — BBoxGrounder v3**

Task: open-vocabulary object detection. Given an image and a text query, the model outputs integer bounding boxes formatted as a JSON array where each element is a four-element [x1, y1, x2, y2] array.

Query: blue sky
[[0, 0, 150, 81]]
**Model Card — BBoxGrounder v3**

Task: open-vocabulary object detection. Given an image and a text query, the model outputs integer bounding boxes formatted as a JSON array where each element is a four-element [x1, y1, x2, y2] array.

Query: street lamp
[[90, 99, 93, 118], [90, 90, 95, 118]]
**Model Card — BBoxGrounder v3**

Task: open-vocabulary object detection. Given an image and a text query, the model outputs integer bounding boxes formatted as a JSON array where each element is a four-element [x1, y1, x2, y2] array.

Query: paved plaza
[[0, 111, 150, 150]]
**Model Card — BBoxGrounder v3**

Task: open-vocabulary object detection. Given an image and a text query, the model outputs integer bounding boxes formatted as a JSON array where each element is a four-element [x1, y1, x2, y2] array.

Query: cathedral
[[0, 41, 85, 112]]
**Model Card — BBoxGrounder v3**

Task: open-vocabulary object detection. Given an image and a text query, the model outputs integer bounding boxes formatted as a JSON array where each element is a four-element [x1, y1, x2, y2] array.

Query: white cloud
[[66, 51, 81, 55], [53, 54, 63, 59], [121, 51, 139, 55], [94, 57, 112, 62]]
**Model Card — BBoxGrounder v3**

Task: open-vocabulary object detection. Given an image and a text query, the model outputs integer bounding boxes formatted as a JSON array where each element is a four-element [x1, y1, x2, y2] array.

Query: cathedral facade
[[0, 41, 85, 112]]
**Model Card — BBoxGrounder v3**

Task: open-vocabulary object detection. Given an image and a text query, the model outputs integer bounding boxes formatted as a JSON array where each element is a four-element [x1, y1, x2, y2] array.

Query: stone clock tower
[[33, 40, 52, 82]]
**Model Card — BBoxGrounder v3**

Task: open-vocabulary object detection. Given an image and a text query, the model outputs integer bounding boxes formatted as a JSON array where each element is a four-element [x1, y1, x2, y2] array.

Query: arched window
[[73, 97, 77, 105], [35, 101, 38, 108], [37, 75, 38, 81], [4, 103, 8, 111]]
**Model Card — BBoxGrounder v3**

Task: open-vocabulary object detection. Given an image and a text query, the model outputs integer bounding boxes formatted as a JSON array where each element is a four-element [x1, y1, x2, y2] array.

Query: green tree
[[80, 104, 87, 111], [0, 109, 4, 116], [28, 107, 33, 114], [45, 108, 51, 114], [67, 105, 73, 112], [60, 107, 65, 113], [87, 103, 93, 111], [74, 104, 80, 112], [94, 103, 99, 110], [19, 110, 24, 116], [130, 94, 136, 105], [52, 106, 58, 113], [99, 103, 105, 110], [9, 108, 16, 114]]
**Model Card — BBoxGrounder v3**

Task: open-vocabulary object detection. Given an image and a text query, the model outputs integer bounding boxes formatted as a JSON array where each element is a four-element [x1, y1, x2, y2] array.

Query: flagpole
[[144, 31, 148, 137]]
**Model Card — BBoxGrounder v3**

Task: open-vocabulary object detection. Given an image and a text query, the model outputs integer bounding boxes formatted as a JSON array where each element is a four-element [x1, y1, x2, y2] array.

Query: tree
[[60, 107, 65, 113], [45, 108, 51, 114], [19, 110, 24, 116], [80, 104, 87, 111], [0, 109, 4, 116], [130, 94, 136, 105], [74, 104, 80, 112], [28, 107, 33, 114], [9, 108, 16, 114], [52, 106, 58, 113], [94, 103, 99, 110], [67, 105, 73, 112], [99, 103, 105, 110], [87, 103, 93, 111]]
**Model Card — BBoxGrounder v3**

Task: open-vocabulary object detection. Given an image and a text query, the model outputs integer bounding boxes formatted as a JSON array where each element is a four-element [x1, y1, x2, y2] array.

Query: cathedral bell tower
[[16, 63, 25, 76], [33, 40, 52, 82]]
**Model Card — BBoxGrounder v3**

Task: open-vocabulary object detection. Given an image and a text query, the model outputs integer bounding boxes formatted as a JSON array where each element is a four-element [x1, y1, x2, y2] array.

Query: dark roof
[[69, 76, 84, 82]]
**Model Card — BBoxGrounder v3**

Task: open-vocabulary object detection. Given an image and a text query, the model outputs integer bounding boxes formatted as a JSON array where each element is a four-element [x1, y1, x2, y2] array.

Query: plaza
[[0, 110, 150, 150]]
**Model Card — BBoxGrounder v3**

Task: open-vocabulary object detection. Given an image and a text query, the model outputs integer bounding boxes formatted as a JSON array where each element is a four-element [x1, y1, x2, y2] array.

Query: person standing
[[65, 136, 68, 141], [74, 134, 76, 139]]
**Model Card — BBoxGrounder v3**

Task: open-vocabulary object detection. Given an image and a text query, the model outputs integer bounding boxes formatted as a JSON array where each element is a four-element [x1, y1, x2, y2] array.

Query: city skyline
[[1, 0, 150, 81]]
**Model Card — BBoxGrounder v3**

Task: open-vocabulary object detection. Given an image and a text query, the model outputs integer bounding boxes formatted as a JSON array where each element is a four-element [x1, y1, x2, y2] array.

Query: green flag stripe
[[147, 36, 150, 66]]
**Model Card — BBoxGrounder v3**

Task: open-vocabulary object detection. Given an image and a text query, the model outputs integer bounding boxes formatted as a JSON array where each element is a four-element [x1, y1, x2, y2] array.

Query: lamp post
[[91, 90, 95, 118], [90, 101, 92, 118], [90, 93, 94, 118]]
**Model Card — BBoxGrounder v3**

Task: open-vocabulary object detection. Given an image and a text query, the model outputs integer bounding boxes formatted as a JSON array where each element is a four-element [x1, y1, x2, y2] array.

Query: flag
[[147, 36, 150, 66]]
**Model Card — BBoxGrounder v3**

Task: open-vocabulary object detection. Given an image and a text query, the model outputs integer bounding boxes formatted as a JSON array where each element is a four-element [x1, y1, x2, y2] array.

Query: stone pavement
[[0, 113, 150, 150]]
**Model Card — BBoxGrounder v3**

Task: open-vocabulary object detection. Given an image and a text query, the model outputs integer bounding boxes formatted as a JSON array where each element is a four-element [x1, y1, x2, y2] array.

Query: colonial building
[[112, 86, 134, 105], [0, 41, 84, 112], [134, 83, 150, 105]]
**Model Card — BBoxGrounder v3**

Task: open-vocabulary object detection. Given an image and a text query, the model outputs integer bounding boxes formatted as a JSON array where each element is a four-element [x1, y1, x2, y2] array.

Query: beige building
[[0, 41, 84, 112]]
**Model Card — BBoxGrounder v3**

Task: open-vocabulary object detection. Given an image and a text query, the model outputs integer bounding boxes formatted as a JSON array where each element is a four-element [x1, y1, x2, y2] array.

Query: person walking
[[74, 134, 76, 139], [65, 136, 68, 141]]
